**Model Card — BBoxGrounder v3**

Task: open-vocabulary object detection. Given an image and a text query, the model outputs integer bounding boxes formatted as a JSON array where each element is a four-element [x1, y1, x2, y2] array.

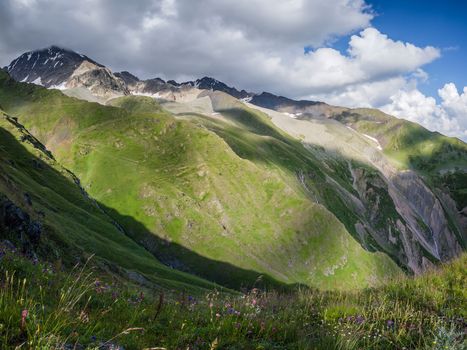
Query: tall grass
[[0, 251, 465, 349], [0, 258, 94, 349]]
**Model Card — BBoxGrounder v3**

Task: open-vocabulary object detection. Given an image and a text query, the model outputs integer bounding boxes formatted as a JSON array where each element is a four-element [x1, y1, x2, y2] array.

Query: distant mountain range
[[3, 46, 330, 112]]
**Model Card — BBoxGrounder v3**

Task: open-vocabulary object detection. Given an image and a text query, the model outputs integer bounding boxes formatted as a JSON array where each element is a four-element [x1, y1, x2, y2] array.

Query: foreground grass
[[0, 248, 465, 350]]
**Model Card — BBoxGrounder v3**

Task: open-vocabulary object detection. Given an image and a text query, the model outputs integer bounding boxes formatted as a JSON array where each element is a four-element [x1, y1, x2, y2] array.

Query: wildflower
[[209, 302, 214, 308], [20, 309, 28, 329], [356, 315, 364, 324], [387, 320, 394, 327], [215, 313, 221, 318]]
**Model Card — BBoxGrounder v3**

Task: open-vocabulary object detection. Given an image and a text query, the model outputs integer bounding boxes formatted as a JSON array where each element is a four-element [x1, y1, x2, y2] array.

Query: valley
[[0, 45, 465, 349]]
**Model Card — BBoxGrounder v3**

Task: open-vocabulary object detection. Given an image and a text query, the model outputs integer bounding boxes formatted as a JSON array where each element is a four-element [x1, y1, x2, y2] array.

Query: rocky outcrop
[[348, 164, 462, 275], [0, 194, 42, 255], [349, 167, 432, 274], [389, 171, 462, 261], [66, 61, 129, 99], [114, 71, 140, 86]]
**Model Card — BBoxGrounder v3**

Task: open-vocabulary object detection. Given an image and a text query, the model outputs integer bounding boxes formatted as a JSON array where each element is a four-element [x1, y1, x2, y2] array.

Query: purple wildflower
[[356, 315, 365, 324]]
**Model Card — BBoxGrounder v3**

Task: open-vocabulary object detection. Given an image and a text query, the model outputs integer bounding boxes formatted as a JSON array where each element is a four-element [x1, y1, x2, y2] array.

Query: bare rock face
[[350, 167, 419, 272], [66, 61, 129, 99], [350, 165, 463, 275], [389, 171, 462, 261], [0, 194, 42, 255]]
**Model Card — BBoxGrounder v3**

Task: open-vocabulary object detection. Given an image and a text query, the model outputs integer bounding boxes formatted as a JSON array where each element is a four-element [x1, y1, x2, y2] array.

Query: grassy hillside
[[0, 245, 464, 349], [333, 108, 467, 210], [0, 71, 401, 290], [332, 108, 467, 247], [0, 109, 220, 293]]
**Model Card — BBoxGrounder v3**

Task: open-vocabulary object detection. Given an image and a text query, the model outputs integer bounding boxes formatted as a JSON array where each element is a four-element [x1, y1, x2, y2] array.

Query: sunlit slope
[[0, 110, 219, 293], [332, 108, 466, 242], [163, 91, 465, 275], [0, 73, 400, 290]]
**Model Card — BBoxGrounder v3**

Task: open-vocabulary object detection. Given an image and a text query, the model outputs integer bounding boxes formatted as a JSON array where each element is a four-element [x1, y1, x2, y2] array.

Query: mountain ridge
[[4, 45, 466, 145], [5, 45, 333, 112]]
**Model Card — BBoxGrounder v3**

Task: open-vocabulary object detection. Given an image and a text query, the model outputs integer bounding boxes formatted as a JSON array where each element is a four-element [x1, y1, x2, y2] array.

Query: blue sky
[[329, 0, 466, 101], [368, 0, 466, 101]]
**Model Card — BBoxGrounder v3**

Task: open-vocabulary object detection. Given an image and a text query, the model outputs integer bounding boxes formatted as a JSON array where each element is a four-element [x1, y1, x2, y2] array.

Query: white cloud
[[381, 83, 467, 141], [307, 76, 407, 108], [348, 28, 440, 78]]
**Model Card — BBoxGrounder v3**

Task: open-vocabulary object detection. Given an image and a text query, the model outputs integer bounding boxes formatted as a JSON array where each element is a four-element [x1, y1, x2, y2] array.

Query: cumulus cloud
[[381, 83, 467, 141], [307, 76, 408, 108], [347, 28, 440, 78]]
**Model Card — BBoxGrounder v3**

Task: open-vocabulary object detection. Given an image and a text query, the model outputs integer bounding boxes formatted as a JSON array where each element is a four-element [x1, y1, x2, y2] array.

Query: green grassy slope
[[0, 71, 401, 290], [333, 108, 467, 208], [0, 109, 221, 293], [332, 108, 467, 244]]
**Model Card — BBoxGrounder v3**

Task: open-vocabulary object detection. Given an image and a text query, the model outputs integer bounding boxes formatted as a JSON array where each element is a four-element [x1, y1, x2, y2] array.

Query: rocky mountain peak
[[183, 76, 252, 99], [6, 45, 102, 88], [114, 71, 140, 86], [5, 46, 329, 108]]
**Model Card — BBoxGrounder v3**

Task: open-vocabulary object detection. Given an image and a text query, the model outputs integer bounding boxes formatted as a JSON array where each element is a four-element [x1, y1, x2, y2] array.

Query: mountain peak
[[115, 71, 140, 86], [6, 46, 103, 88], [179, 76, 252, 99]]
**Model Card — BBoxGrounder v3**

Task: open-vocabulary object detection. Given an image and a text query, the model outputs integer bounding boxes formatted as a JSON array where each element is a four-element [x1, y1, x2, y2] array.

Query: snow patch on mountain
[[31, 77, 43, 85], [362, 133, 382, 150]]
